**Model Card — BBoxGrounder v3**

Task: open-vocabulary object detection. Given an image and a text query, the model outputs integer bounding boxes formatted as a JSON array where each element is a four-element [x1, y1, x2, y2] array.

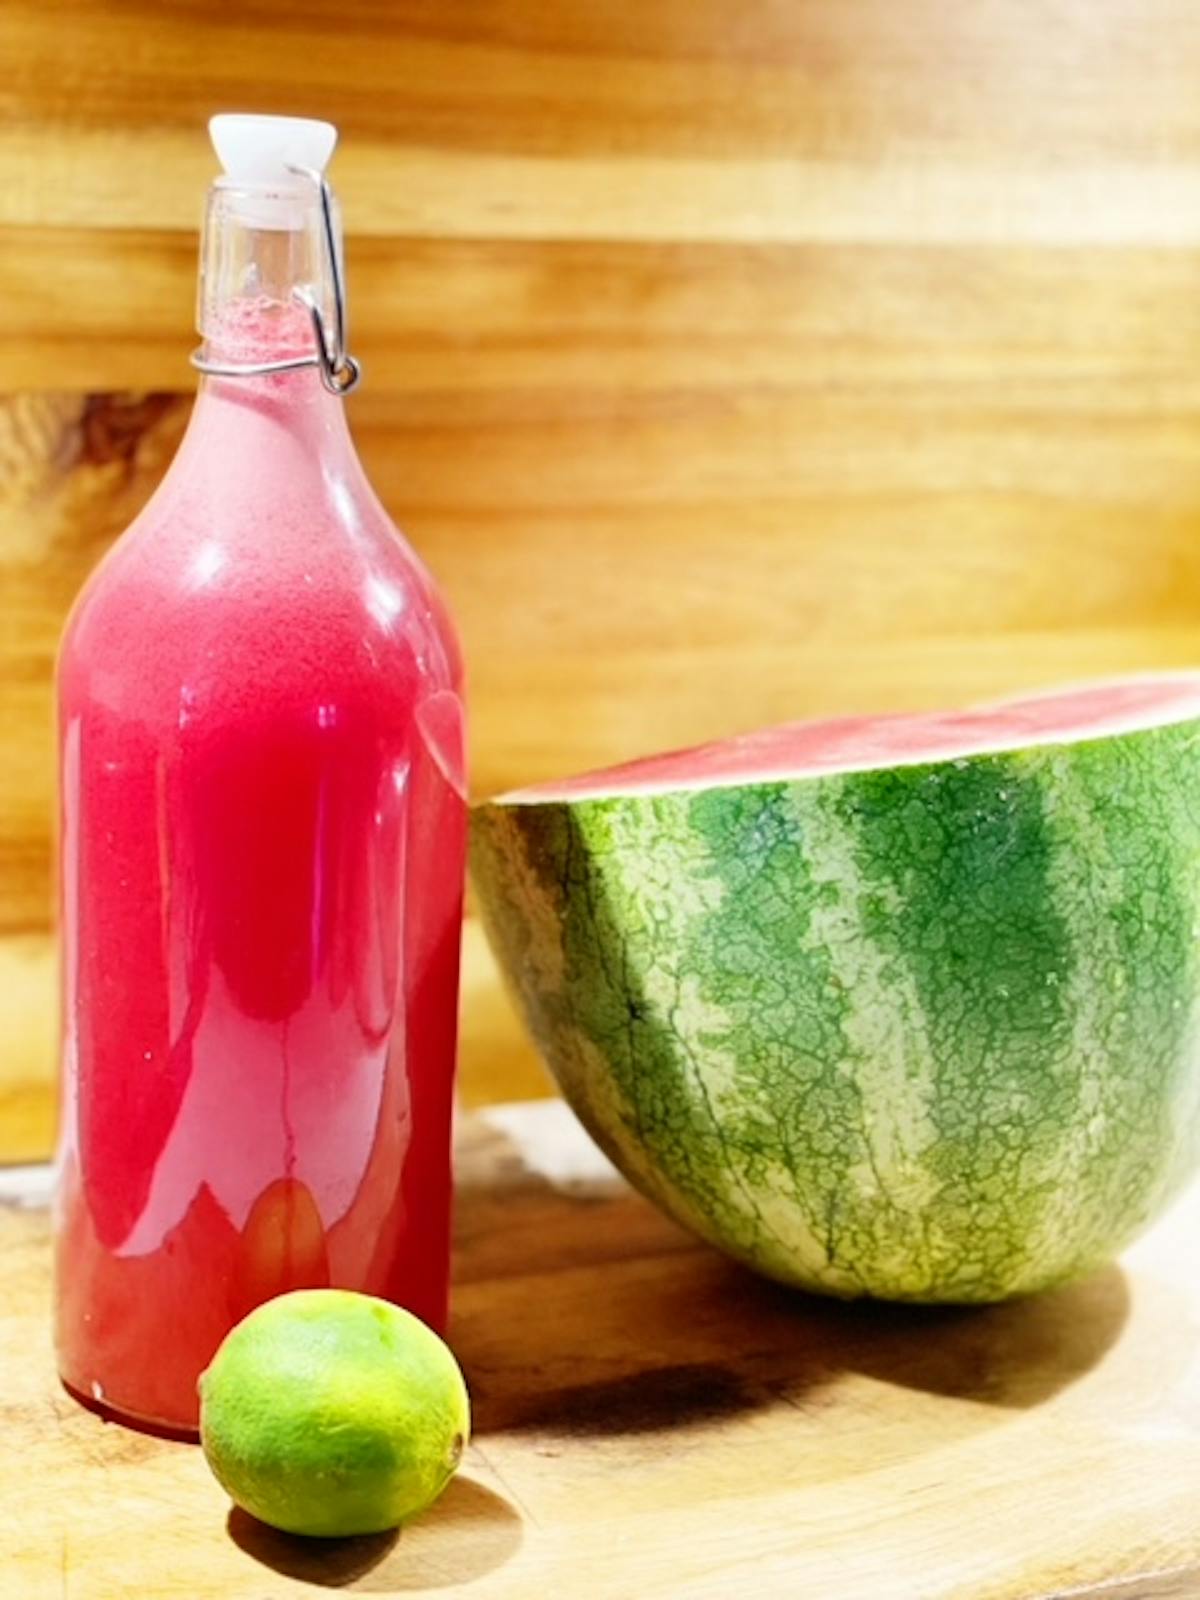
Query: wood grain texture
[[12, 232, 1200, 395], [7, 0, 1200, 1129], [6, 0, 1200, 243], [7, 1102, 1200, 1597]]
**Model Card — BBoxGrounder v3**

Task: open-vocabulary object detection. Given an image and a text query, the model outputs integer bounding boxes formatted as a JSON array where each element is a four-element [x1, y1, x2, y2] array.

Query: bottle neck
[[196, 175, 343, 376], [191, 176, 356, 462], [193, 293, 351, 454], [163, 173, 367, 533]]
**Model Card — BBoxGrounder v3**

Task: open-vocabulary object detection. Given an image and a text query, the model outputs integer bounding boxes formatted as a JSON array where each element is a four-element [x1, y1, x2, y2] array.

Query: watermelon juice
[[54, 118, 466, 1433]]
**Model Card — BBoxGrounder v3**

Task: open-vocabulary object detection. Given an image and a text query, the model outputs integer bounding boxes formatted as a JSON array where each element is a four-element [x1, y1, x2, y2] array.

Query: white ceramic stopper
[[209, 114, 337, 185]]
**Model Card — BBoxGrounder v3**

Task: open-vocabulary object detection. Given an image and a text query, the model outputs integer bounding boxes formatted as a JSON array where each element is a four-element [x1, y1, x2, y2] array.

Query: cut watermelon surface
[[507, 676, 1200, 800], [472, 676, 1200, 1302]]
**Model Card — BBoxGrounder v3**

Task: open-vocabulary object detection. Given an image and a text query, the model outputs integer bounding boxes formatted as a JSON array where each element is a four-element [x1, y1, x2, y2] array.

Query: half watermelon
[[471, 677, 1200, 1302]]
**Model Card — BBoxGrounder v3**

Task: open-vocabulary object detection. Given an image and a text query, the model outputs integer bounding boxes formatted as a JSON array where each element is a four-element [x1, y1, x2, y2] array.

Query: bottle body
[[54, 353, 465, 1431]]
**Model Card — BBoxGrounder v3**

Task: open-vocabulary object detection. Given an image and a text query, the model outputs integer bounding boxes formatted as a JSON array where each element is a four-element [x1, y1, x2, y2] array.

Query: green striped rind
[[471, 718, 1200, 1302]]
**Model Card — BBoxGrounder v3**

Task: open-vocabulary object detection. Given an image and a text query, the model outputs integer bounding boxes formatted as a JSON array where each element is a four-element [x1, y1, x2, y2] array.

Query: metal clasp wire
[[190, 164, 362, 396]]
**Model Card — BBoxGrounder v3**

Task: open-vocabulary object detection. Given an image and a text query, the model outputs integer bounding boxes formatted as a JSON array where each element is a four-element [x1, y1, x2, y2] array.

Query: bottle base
[[60, 1376, 200, 1443]]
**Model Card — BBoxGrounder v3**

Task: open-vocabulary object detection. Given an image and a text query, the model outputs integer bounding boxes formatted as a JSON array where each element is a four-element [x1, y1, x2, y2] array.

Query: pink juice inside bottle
[[54, 136, 466, 1432]]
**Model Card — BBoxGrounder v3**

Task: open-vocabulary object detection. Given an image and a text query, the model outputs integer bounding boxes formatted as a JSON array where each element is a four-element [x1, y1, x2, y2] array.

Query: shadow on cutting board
[[227, 1475, 522, 1591], [450, 1118, 1134, 1441]]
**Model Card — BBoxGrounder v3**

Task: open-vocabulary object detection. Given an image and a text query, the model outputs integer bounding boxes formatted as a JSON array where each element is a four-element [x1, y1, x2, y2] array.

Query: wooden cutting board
[[6, 1101, 1200, 1600]]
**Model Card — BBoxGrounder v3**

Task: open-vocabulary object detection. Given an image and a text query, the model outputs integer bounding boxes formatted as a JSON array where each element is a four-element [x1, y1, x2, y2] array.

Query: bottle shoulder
[[59, 382, 464, 723], [60, 506, 460, 727]]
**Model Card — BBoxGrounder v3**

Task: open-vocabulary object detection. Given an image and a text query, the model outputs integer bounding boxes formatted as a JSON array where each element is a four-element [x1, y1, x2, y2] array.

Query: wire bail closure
[[190, 164, 362, 396]]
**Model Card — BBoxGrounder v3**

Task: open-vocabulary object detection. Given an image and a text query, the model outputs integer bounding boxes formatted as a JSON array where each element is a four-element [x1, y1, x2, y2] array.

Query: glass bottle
[[54, 116, 466, 1433]]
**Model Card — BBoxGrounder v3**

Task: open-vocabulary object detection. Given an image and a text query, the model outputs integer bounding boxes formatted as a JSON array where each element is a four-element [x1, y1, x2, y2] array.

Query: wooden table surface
[[6, 1099, 1200, 1600]]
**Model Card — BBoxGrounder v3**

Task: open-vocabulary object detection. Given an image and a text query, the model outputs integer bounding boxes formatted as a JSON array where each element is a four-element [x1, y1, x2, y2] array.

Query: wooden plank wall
[[5, 0, 1200, 1154]]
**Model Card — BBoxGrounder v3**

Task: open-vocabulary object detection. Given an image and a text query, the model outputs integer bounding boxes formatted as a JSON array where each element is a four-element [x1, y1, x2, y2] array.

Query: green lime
[[198, 1289, 470, 1538]]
